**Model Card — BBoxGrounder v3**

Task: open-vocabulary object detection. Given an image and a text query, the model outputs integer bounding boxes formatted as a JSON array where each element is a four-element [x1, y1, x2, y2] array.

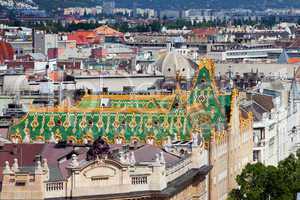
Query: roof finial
[[119, 151, 127, 164], [160, 152, 165, 164], [155, 153, 160, 163], [175, 70, 182, 91], [3, 161, 12, 174], [35, 160, 43, 174], [129, 151, 136, 165], [23, 133, 30, 144], [69, 154, 79, 168], [49, 132, 57, 143], [43, 158, 49, 171], [12, 158, 19, 172]]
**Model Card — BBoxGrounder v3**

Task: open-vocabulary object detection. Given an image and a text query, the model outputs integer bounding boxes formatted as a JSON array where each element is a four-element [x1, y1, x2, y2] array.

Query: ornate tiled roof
[[9, 59, 231, 145], [94, 25, 123, 36]]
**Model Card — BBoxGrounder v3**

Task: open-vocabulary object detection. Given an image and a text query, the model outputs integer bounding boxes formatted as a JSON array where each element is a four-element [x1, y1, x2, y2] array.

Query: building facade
[[6, 59, 254, 200], [0, 140, 211, 199], [209, 89, 253, 200]]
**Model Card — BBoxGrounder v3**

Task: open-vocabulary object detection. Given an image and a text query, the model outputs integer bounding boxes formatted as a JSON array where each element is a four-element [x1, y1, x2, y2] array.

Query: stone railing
[[45, 181, 66, 199], [46, 182, 64, 191], [71, 183, 150, 197], [131, 176, 148, 185], [166, 156, 192, 182]]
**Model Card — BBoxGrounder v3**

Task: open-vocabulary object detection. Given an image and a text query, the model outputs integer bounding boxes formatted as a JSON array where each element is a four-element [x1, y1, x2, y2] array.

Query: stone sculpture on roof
[[86, 137, 111, 161]]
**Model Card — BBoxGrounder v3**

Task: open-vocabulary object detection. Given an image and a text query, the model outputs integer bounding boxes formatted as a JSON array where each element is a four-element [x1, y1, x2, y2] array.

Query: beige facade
[[1, 160, 47, 200], [0, 142, 211, 200], [209, 89, 253, 200]]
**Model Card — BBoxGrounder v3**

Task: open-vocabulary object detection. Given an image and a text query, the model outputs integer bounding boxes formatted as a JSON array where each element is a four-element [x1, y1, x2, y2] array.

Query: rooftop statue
[[86, 137, 111, 161]]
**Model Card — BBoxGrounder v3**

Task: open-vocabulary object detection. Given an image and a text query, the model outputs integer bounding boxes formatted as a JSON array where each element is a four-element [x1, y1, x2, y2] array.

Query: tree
[[229, 150, 300, 200], [117, 22, 129, 33]]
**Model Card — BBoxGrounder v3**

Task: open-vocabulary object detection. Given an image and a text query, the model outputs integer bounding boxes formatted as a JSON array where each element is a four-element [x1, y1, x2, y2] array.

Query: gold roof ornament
[[197, 57, 215, 77], [113, 113, 120, 129], [232, 88, 239, 98], [162, 116, 170, 129], [229, 88, 239, 125], [31, 114, 39, 130], [48, 114, 55, 129], [146, 114, 153, 129], [79, 113, 87, 129], [129, 113, 137, 129], [10, 128, 22, 144], [131, 135, 140, 144], [96, 113, 103, 129], [146, 134, 156, 145], [105, 115, 110, 133], [115, 129, 125, 144], [175, 70, 182, 92], [102, 131, 110, 144], [54, 129, 62, 141], [248, 111, 253, 120], [36, 135, 45, 142], [176, 116, 182, 129], [63, 114, 71, 130], [67, 136, 77, 144], [83, 129, 94, 141]]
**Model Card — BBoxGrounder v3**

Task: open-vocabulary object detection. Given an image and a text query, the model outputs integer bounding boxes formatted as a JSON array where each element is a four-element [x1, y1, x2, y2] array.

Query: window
[[102, 87, 108, 93], [253, 150, 259, 161], [123, 86, 134, 93], [131, 176, 147, 185], [217, 170, 227, 183], [91, 177, 108, 181], [269, 113, 272, 120], [15, 181, 26, 186]]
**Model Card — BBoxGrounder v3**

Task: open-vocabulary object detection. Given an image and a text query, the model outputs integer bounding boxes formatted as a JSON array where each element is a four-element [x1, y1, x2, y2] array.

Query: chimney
[[0, 141, 4, 150], [12, 144, 18, 155], [35, 154, 42, 163], [32, 28, 35, 53]]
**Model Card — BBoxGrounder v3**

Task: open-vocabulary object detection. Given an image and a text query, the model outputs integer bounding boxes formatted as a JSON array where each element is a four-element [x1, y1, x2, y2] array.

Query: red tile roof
[[288, 57, 300, 64], [68, 30, 97, 45], [192, 28, 218, 38], [0, 41, 14, 63], [94, 25, 123, 37], [5, 61, 34, 70]]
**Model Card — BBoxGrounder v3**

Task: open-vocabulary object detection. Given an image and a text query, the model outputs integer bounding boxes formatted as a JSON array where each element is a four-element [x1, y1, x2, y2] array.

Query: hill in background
[[7, 0, 300, 11]]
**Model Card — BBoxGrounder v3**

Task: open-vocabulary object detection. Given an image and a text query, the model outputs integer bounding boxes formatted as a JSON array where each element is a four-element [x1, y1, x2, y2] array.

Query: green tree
[[150, 21, 162, 32], [229, 150, 300, 200]]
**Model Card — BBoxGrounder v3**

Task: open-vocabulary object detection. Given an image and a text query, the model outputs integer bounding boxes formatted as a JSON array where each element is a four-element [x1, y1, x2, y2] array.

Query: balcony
[[254, 139, 266, 148], [45, 181, 66, 199]]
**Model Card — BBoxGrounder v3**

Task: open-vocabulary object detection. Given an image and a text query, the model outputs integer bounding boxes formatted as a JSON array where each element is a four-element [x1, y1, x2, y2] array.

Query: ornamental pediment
[[83, 164, 117, 178]]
